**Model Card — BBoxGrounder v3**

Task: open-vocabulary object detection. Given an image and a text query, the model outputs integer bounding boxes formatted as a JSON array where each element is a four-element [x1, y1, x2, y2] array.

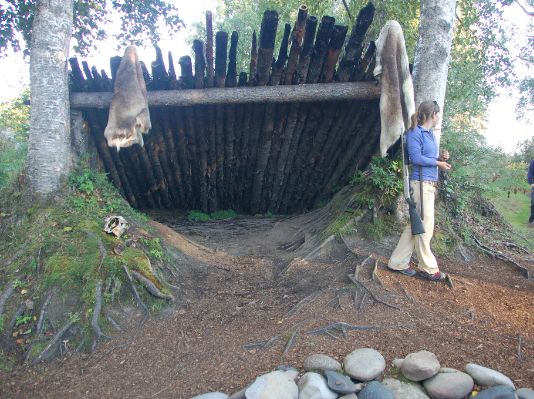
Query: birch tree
[[412, 0, 458, 144]]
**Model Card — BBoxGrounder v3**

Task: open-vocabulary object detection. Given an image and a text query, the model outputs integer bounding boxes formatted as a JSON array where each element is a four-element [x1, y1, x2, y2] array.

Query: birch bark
[[413, 0, 457, 145], [26, 0, 74, 197]]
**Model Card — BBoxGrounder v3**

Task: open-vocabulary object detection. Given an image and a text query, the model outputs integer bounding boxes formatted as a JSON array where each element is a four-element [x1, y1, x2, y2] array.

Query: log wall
[[69, 3, 380, 214]]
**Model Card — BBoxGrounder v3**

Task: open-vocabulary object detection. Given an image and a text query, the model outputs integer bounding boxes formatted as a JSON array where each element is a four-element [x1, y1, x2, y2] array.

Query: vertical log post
[[319, 24, 348, 83], [295, 16, 318, 84], [283, 5, 308, 85], [256, 10, 279, 86], [306, 16, 335, 84]]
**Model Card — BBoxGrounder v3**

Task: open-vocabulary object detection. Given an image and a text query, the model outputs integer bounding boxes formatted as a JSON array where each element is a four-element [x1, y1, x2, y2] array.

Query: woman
[[388, 100, 451, 281]]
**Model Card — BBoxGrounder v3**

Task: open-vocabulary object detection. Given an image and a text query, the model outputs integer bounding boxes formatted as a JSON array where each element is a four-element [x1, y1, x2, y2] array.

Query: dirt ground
[[1, 213, 533, 399]]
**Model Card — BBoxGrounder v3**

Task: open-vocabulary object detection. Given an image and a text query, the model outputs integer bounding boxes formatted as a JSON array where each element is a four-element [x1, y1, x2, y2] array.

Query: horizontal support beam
[[70, 82, 381, 109]]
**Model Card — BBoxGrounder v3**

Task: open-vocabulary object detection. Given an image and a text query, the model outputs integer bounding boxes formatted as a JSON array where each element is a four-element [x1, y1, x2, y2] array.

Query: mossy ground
[[0, 165, 174, 366]]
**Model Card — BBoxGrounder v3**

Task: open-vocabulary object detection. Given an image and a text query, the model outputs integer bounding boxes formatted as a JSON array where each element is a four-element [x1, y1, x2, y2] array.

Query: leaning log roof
[[68, 3, 381, 214]]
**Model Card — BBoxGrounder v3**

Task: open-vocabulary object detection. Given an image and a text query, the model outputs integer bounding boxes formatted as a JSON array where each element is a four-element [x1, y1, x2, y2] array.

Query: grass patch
[[187, 209, 237, 222]]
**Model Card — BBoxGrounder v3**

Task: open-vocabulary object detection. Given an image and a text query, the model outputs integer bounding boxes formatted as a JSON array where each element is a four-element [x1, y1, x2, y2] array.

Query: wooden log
[[168, 51, 179, 89], [147, 113, 175, 208], [178, 55, 195, 89], [125, 146, 157, 208], [283, 5, 308, 85], [256, 10, 279, 86], [248, 31, 258, 86], [140, 61, 153, 90], [275, 102, 310, 213], [90, 66, 106, 91], [100, 70, 112, 91], [193, 40, 206, 90], [295, 16, 318, 84], [215, 31, 228, 88], [118, 148, 147, 209], [81, 61, 95, 91], [135, 141, 164, 208], [109, 55, 122, 89], [193, 105, 209, 212], [68, 57, 86, 91], [215, 104, 225, 206], [306, 16, 335, 84], [262, 102, 289, 211], [322, 101, 380, 197], [71, 81, 381, 108], [280, 103, 322, 212], [205, 105, 218, 211], [319, 24, 348, 83], [226, 31, 238, 88], [183, 106, 203, 209], [250, 102, 276, 213], [223, 104, 237, 206], [151, 46, 168, 89], [269, 102, 300, 212], [337, 2, 375, 82], [236, 103, 254, 208], [159, 109, 186, 205], [243, 104, 266, 211], [238, 72, 248, 86], [205, 11, 215, 88], [291, 102, 342, 211], [170, 107, 195, 206], [304, 100, 365, 205], [270, 23, 291, 86], [231, 102, 246, 207], [351, 41, 376, 82]]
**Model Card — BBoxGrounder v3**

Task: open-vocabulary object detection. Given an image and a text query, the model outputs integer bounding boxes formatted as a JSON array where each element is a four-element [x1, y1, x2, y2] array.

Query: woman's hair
[[410, 100, 440, 129]]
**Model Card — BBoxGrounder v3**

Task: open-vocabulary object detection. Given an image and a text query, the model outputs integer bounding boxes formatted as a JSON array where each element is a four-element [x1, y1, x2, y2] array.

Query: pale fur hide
[[104, 46, 151, 150], [373, 20, 415, 156]]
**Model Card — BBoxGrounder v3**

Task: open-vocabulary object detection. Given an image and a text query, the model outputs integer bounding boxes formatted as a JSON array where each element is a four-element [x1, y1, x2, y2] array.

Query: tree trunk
[[26, 0, 74, 198], [413, 0, 457, 144]]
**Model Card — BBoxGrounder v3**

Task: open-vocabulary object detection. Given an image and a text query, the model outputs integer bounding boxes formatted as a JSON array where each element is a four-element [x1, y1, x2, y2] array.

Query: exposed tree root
[[84, 230, 106, 272], [32, 318, 76, 365], [104, 309, 122, 332], [91, 280, 110, 344], [303, 235, 336, 260], [243, 335, 279, 350], [0, 281, 15, 317], [347, 273, 400, 310], [132, 271, 174, 301], [2, 243, 28, 267], [473, 236, 531, 279], [3, 303, 25, 351], [283, 290, 325, 318], [396, 282, 415, 303], [283, 329, 298, 355], [307, 322, 379, 339], [36, 290, 54, 335], [123, 266, 148, 314]]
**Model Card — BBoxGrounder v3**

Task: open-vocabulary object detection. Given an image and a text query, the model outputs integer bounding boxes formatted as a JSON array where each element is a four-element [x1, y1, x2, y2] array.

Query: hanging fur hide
[[104, 46, 151, 150], [373, 20, 415, 156]]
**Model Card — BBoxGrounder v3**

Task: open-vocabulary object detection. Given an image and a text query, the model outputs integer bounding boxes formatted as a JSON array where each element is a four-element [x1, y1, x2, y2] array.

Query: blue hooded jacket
[[406, 125, 439, 181]]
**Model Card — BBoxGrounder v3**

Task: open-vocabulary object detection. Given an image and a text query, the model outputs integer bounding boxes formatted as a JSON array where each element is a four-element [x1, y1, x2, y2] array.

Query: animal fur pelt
[[373, 21, 415, 156], [104, 46, 151, 150]]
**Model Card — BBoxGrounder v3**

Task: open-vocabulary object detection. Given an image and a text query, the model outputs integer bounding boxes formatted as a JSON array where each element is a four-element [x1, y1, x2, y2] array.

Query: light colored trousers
[[388, 181, 439, 274]]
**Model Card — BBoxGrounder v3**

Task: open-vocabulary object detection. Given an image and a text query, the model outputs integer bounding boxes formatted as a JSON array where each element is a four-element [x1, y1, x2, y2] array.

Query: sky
[[0, 0, 531, 153]]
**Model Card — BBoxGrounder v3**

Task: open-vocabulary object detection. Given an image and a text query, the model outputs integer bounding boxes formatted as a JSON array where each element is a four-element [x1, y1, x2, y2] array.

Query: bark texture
[[27, 0, 74, 197], [413, 0, 457, 144]]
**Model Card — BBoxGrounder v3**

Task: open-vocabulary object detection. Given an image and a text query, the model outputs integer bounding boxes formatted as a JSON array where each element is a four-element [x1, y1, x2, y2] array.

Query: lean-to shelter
[[69, 3, 387, 215]]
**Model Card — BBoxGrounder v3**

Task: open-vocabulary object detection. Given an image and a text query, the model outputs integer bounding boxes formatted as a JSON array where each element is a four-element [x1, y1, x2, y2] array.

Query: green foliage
[[515, 137, 534, 163], [0, 1, 184, 56], [325, 211, 359, 237], [0, 91, 30, 190], [187, 210, 211, 222], [191, 0, 419, 74], [351, 155, 403, 211], [361, 216, 395, 241], [139, 237, 165, 261], [15, 314, 32, 327], [211, 209, 237, 220], [187, 209, 237, 221]]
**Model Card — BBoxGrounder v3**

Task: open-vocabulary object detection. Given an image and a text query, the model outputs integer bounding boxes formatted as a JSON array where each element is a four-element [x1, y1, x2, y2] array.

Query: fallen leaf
[[63, 226, 73, 232], [16, 338, 25, 345]]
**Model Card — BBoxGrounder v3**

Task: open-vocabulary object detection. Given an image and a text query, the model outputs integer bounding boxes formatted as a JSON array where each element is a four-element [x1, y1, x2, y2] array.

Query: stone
[[517, 388, 534, 399], [344, 348, 386, 381], [400, 351, 440, 382], [339, 395, 358, 399], [470, 385, 516, 399], [382, 377, 429, 399], [392, 358, 404, 369], [465, 364, 515, 390], [297, 372, 338, 399], [303, 354, 342, 372], [358, 381, 395, 399], [190, 393, 229, 399], [423, 368, 474, 399], [245, 370, 298, 399], [229, 388, 247, 399], [324, 370, 360, 394]]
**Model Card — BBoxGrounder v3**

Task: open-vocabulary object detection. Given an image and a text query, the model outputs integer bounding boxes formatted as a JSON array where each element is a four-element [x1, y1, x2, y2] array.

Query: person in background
[[529, 159, 534, 225], [388, 100, 452, 281]]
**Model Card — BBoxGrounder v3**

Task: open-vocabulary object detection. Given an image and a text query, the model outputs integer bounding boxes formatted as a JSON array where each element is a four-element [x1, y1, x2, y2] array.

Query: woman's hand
[[437, 160, 452, 171], [439, 149, 450, 161]]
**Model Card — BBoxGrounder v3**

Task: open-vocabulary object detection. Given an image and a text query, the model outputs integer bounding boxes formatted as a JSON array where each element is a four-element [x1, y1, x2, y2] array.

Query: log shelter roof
[[68, 3, 382, 215]]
